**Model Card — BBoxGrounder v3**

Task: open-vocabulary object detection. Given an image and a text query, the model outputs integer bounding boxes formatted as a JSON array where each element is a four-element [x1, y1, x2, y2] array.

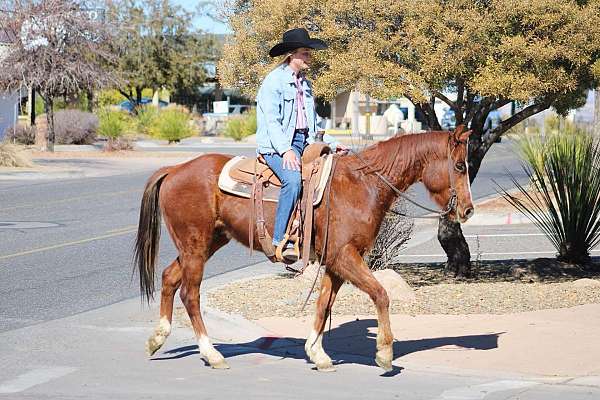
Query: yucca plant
[[500, 132, 600, 264]]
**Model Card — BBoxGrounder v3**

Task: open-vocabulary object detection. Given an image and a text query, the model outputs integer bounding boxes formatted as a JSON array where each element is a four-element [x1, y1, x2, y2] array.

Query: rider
[[256, 28, 347, 262]]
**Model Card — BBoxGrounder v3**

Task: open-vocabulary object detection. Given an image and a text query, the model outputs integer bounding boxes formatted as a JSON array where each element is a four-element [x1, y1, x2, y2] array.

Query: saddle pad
[[228, 156, 282, 187], [218, 155, 334, 205]]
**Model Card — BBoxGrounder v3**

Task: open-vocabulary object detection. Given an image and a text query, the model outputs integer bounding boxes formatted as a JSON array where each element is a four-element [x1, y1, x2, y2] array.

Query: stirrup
[[275, 235, 299, 265]]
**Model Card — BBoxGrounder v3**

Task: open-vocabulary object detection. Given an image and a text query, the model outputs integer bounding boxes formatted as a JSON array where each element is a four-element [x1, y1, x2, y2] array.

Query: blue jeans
[[261, 131, 307, 245]]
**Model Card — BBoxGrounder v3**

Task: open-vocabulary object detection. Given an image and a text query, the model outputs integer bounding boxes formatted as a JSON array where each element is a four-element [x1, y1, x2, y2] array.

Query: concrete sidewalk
[[191, 261, 600, 386]]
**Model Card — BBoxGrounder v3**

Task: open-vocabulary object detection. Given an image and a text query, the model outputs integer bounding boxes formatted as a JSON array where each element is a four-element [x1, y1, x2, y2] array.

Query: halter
[[351, 135, 465, 219]]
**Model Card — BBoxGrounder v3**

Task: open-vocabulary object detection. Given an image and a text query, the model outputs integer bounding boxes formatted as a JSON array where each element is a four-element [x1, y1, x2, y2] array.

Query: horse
[[134, 125, 474, 372]]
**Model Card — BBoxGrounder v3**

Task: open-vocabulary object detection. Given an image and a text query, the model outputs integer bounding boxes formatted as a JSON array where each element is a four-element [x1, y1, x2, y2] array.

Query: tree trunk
[[438, 217, 471, 277], [86, 89, 94, 113], [44, 97, 55, 152]]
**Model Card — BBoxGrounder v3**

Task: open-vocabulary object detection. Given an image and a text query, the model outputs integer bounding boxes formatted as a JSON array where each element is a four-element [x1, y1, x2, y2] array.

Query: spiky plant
[[501, 133, 600, 264]]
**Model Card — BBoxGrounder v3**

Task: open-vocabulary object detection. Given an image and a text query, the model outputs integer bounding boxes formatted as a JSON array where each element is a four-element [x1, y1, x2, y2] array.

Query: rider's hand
[[282, 150, 301, 171]]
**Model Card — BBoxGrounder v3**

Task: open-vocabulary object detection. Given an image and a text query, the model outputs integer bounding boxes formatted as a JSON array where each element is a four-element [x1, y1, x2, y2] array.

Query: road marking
[[0, 229, 136, 260], [106, 225, 138, 234], [0, 189, 139, 213], [397, 249, 600, 258], [0, 367, 77, 393], [433, 380, 538, 400]]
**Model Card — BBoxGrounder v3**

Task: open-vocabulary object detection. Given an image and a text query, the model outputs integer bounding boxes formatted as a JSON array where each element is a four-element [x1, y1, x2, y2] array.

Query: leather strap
[[300, 159, 321, 271], [254, 177, 276, 260]]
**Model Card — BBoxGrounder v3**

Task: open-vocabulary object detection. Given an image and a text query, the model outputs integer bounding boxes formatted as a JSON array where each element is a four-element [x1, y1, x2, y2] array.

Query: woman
[[256, 27, 346, 262]]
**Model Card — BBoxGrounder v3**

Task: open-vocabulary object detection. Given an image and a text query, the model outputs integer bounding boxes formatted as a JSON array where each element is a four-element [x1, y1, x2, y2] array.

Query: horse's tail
[[134, 167, 170, 303]]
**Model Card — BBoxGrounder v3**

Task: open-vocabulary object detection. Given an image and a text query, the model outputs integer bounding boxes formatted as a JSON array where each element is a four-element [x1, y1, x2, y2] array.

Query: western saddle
[[218, 143, 335, 269]]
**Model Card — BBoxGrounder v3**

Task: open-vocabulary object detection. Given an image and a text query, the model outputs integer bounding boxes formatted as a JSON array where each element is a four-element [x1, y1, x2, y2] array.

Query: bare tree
[[0, 0, 116, 151]]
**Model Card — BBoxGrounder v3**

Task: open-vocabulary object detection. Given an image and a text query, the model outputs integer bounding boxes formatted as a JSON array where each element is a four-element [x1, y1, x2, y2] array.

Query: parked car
[[118, 98, 168, 112]]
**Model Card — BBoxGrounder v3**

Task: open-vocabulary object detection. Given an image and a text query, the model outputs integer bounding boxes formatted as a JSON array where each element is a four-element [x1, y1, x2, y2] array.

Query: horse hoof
[[375, 355, 393, 372], [145, 338, 162, 357], [316, 363, 336, 372], [210, 359, 230, 370]]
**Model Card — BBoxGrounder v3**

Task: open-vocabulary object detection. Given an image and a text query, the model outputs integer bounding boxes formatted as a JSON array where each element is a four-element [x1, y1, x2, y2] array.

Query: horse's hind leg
[[179, 252, 229, 369], [305, 269, 343, 372], [333, 244, 394, 372], [146, 258, 182, 356]]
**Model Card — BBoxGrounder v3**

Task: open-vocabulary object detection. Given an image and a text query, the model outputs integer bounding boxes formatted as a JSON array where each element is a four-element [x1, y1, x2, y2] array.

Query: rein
[[350, 137, 462, 219]]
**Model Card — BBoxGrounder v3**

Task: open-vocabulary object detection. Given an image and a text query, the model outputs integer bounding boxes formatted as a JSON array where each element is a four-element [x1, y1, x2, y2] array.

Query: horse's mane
[[358, 131, 450, 177]]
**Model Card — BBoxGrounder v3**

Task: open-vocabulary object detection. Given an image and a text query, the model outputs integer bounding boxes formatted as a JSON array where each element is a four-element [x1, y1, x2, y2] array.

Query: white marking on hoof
[[146, 317, 171, 356], [198, 335, 228, 369], [305, 329, 333, 369], [375, 346, 393, 372]]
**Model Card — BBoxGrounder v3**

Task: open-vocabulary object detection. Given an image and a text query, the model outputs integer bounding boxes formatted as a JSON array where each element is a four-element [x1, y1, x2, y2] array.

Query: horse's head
[[421, 125, 475, 223]]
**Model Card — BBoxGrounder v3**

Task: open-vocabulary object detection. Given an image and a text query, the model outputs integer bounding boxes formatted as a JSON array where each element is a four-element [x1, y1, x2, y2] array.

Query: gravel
[[205, 260, 600, 320]]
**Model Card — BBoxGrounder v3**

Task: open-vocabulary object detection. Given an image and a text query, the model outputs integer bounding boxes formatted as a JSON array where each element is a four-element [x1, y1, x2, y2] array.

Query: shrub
[[224, 109, 256, 141], [149, 107, 194, 143], [501, 132, 600, 264], [0, 143, 32, 167], [364, 198, 414, 270], [3, 123, 36, 145], [135, 105, 160, 135], [53, 110, 98, 145], [97, 108, 132, 150]]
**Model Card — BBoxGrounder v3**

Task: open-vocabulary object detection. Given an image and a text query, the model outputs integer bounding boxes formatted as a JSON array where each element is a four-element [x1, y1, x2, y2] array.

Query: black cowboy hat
[[269, 28, 327, 57]]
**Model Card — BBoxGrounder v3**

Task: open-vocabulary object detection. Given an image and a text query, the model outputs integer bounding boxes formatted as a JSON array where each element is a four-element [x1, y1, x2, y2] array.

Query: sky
[[172, 0, 231, 34]]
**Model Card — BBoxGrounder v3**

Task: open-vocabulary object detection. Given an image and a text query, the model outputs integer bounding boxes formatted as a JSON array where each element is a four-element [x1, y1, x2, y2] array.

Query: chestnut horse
[[134, 126, 474, 372]]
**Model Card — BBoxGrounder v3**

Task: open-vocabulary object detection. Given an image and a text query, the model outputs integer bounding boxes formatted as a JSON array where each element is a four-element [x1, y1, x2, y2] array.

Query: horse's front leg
[[305, 268, 343, 372], [334, 244, 394, 372]]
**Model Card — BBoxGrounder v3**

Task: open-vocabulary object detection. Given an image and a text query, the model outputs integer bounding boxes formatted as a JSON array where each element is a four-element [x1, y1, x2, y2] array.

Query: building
[[0, 29, 20, 141]]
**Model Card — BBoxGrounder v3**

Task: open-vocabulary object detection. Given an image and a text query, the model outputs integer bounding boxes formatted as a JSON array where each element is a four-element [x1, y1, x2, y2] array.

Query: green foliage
[[223, 110, 256, 142], [97, 108, 131, 139], [501, 132, 600, 263], [107, 0, 216, 107], [149, 107, 194, 142], [97, 90, 127, 108], [135, 105, 161, 135]]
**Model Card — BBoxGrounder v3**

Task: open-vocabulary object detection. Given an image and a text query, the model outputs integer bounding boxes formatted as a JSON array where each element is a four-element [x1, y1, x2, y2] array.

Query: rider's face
[[289, 48, 313, 71]]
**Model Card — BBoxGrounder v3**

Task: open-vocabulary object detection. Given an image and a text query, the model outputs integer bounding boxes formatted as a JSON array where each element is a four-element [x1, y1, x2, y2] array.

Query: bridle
[[351, 135, 466, 220]]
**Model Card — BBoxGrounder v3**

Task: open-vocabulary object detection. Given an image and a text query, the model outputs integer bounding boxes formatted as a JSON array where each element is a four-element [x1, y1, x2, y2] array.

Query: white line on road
[[433, 380, 539, 400], [0, 367, 77, 394]]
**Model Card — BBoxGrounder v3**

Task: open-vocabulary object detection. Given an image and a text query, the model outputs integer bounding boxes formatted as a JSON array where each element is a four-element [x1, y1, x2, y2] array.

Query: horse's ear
[[453, 124, 472, 143]]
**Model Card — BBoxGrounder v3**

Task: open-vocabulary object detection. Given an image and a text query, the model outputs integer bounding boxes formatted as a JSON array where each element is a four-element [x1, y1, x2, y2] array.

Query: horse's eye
[[455, 162, 466, 173]]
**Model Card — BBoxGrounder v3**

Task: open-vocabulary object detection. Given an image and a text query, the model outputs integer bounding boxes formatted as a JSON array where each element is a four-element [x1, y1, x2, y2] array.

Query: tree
[[0, 0, 116, 151], [106, 0, 216, 110], [219, 0, 600, 276]]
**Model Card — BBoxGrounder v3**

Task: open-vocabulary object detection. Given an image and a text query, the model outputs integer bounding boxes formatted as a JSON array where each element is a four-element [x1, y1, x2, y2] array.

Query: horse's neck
[[356, 133, 445, 208]]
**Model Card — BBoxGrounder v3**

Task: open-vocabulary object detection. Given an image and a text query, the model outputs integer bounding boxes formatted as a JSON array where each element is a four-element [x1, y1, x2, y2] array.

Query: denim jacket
[[256, 64, 338, 155]]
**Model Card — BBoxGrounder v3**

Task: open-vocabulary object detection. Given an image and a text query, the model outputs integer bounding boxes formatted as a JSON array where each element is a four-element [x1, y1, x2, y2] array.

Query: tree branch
[[480, 99, 553, 154], [433, 89, 458, 112]]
